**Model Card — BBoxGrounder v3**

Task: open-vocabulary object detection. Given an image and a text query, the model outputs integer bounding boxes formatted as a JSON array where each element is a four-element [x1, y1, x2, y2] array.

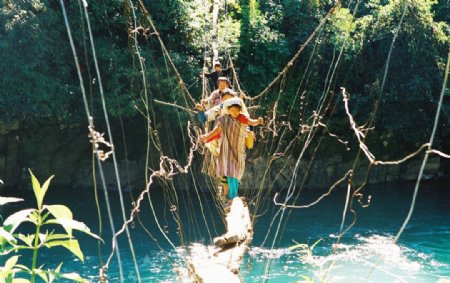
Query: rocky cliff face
[[241, 154, 441, 191], [0, 122, 145, 191], [0, 123, 443, 191], [0, 122, 21, 187]]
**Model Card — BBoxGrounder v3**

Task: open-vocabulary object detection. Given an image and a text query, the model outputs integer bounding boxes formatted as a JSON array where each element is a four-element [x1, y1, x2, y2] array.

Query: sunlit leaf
[[47, 263, 63, 283], [0, 197, 23, 206], [43, 205, 73, 221], [310, 238, 322, 251], [45, 219, 102, 241], [29, 170, 54, 210], [35, 268, 48, 282], [44, 239, 83, 261], [45, 234, 71, 242], [17, 234, 35, 248], [27, 211, 40, 226], [3, 209, 35, 233], [14, 264, 30, 272], [29, 169, 41, 209], [0, 227, 16, 244], [54, 263, 63, 274], [39, 175, 54, 209], [288, 243, 308, 251], [12, 279, 31, 283], [4, 256, 19, 271]]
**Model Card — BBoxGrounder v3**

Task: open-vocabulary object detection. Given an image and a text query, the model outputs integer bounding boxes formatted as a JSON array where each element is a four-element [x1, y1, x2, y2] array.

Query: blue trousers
[[227, 177, 239, 199]]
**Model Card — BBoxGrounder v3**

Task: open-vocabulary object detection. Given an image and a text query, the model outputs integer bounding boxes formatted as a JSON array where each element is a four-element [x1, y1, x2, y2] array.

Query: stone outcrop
[[0, 121, 21, 187], [242, 154, 441, 191], [0, 122, 144, 191]]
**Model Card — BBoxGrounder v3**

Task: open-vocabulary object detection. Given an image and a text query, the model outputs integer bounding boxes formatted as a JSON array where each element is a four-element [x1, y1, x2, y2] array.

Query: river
[[1, 180, 449, 282]]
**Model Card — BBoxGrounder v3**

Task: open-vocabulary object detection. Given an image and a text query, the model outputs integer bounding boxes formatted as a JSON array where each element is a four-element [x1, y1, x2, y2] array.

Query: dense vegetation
[[0, 0, 449, 158]]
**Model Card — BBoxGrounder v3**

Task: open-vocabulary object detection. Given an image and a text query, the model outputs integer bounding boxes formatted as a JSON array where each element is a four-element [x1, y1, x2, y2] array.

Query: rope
[[81, 1, 142, 280], [394, 47, 450, 242], [154, 99, 196, 114], [137, 0, 197, 106], [249, 1, 342, 101], [60, 0, 450, 281], [338, 1, 410, 242], [58, 1, 125, 281]]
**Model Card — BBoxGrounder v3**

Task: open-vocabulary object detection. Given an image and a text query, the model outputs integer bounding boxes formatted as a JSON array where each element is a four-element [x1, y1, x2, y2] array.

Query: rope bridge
[[58, 0, 450, 282]]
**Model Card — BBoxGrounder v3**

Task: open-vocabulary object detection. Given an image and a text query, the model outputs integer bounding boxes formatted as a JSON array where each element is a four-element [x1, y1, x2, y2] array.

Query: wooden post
[[211, 0, 219, 64]]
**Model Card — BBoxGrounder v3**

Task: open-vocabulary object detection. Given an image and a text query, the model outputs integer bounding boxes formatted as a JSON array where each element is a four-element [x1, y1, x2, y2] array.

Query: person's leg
[[227, 177, 239, 199]]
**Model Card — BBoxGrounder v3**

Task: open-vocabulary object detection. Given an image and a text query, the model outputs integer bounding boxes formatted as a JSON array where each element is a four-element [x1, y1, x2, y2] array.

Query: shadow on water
[[1, 180, 449, 282]]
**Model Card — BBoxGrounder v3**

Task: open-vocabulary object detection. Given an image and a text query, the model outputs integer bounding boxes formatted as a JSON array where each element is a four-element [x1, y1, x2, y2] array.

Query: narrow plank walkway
[[189, 197, 253, 283]]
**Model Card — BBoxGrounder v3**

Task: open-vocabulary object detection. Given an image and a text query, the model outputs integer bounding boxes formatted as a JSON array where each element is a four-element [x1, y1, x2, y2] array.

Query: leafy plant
[[289, 239, 323, 283], [0, 170, 101, 283], [289, 238, 322, 260]]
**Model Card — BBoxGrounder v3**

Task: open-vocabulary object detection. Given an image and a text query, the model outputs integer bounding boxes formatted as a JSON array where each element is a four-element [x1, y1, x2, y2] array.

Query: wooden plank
[[189, 197, 253, 282]]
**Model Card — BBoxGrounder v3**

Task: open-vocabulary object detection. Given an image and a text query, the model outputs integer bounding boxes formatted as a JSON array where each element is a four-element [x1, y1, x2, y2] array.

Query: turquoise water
[[1, 181, 449, 282]]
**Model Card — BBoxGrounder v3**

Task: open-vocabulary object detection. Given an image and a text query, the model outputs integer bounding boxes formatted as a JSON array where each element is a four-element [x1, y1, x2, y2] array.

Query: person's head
[[214, 62, 221, 72], [220, 88, 235, 101], [223, 97, 243, 118], [217, 77, 229, 90], [228, 104, 242, 118]]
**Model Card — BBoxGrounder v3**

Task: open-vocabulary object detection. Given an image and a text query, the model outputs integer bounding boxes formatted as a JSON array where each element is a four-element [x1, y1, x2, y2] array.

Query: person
[[201, 97, 263, 201], [195, 88, 248, 124], [196, 89, 250, 199], [200, 77, 231, 110], [204, 61, 232, 90]]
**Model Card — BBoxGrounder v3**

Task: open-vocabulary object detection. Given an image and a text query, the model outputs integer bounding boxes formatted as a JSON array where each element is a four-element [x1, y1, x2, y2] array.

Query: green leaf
[[4, 256, 19, 272], [12, 279, 31, 283], [47, 263, 63, 283], [17, 234, 35, 248], [27, 211, 40, 225], [39, 176, 54, 209], [44, 239, 83, 261], [3, 209, 35, 233], [14, 265, 30, 272], [29, 170, 54, 210], [44, 219, 102, 241], [29, 170, 41, 209], [289, 243, 308, 251], [43, 205, 73, 221], [35, 269, 48, 282], [45, 234, 72, 242], [54, 263, 63, 274], [0, 227, 16, 244], [0, 197, 24, 206]]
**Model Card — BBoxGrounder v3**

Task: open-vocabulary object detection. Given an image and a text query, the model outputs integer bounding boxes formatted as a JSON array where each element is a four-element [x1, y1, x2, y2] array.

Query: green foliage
[[0, 1, 75, 123], [280, 0, 323, 51], [349, 0, 449, 150], [0, 171, 101, 283], [0, 0, 449, 158], [237, 0, 290, 91]]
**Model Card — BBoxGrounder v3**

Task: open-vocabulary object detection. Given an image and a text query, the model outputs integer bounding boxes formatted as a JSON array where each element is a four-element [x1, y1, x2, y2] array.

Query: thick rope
[[249, 1, 342, 101], [81, 1, 141, 281], [58, 1, 124, 281], [394, 47, 450, 242]]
